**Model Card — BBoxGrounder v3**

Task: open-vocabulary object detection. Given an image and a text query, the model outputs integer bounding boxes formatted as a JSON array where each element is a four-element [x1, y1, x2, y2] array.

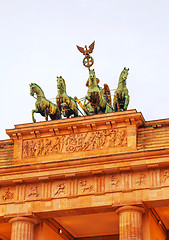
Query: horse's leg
[[83, 96, 91, 115], [32, 109, 39, 123], [124, 95, 129, 111], [113, 94, 118, 112], [45, 109, 48, 121]]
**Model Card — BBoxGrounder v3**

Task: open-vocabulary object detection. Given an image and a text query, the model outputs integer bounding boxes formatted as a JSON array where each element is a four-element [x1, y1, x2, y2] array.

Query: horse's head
[[57, 76, 66, 92], [121, 67, 129, 81], [86, 69, 97, 87], [118, 67, 129, 87], [30, 83, 44, 98], [30, 83, 36, 97]]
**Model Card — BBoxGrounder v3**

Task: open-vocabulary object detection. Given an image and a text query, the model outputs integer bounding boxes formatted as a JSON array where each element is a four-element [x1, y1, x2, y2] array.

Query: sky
[[0, 0, 169, 140]]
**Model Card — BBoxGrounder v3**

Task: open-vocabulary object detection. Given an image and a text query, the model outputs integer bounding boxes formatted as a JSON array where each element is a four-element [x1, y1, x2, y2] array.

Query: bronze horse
[[113, 68, 130, 111], [56, 76, 79, 118], [30, 83, 60, 122]]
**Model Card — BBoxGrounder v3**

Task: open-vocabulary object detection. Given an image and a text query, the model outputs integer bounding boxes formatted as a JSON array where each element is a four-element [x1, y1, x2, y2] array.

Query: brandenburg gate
[[0, 42, 169, 239]]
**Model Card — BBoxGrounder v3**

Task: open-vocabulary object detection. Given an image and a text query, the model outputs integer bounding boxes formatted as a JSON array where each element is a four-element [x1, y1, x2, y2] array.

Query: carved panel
[[1, 187, 15, 201], [26, 184, 41, 200], [78, 179, 95, 195], [22, 137, 64, 158], [22, 129, 127, 158], [52, 181, 67, 198], [133, 172, 147, 189], [162, 169, 169, 185], [105, 174, 121, 192]]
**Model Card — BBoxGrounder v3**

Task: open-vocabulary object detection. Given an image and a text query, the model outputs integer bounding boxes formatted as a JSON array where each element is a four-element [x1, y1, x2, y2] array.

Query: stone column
[[116, 206, 145, 240], [9, 216, 38, 240]]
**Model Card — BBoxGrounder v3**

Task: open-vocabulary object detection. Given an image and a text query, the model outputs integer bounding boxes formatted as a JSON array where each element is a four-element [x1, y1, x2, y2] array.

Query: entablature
[[5, 110, 144, 165]]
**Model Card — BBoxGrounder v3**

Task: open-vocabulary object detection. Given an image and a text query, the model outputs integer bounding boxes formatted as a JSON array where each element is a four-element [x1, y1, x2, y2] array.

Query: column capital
[[9, 216, 38, 225], [116, 205, 145, 215]]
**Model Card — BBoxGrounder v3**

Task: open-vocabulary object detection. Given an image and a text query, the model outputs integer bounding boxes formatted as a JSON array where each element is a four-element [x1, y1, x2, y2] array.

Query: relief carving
[[163, 170, 169, 183], [22, 129, 127, 158], [23, 136, 64, 158], [2, 188, 14, 200], [136, 173, 146, 186], [111, 175, 120, 188], [53, 183, 66, 196], [27, 185, 39, 198], [79, 180, 93, 193], [65, 134, 89, 152]]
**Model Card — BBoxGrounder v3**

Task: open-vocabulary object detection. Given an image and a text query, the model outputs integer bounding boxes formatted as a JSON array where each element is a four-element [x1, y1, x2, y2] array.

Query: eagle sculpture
[[76, 41, 95, 56]]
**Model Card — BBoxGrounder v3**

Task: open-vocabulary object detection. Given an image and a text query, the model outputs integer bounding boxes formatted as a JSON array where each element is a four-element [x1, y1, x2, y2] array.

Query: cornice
[[6, 110, 144, 140]]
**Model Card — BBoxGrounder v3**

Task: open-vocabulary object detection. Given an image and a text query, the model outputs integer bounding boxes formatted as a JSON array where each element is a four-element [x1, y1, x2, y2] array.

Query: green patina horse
[[84, 69, 113, 115], [30, 83, 61, 123], [56, 76, 79, 118], [113, 67, 130, 111]]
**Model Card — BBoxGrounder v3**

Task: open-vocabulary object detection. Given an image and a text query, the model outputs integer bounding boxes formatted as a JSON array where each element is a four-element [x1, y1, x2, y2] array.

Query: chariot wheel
[[83, 55, 94, 68]]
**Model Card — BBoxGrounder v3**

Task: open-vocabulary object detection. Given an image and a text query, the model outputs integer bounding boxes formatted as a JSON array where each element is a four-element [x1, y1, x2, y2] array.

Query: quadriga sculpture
[[84, 69, 113, 115], [56, 76, 79, 118], [113, 67, 130, 111], [30, 83, 61, 123]]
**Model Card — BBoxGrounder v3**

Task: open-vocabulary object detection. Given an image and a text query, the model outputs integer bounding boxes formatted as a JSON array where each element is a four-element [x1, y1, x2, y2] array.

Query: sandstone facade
[[0, 110, 169, 239]]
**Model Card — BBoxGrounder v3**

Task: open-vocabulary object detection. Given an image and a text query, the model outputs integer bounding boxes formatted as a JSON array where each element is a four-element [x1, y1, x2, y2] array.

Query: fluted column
[[116, 206, 145, 240], [9, 216, 38, 240]]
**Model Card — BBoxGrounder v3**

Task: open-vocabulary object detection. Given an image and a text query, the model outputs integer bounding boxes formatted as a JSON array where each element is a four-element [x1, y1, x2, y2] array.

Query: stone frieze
[[22, 129, 127, 158], [0, 168, 168, 204]]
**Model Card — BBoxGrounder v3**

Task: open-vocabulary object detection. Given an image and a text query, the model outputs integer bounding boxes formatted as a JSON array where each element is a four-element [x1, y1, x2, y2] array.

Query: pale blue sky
[[0, 0, 169, 139]]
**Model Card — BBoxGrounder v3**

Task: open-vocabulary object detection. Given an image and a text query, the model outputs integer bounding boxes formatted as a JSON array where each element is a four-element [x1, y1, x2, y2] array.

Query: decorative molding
[[150, 169, 160, 188], [42, 182, 51, 199], [96, 176, 105, 194], [16, 185, 26, 201], [122, 172, 132, 190], [68, 180, 78, 197]]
